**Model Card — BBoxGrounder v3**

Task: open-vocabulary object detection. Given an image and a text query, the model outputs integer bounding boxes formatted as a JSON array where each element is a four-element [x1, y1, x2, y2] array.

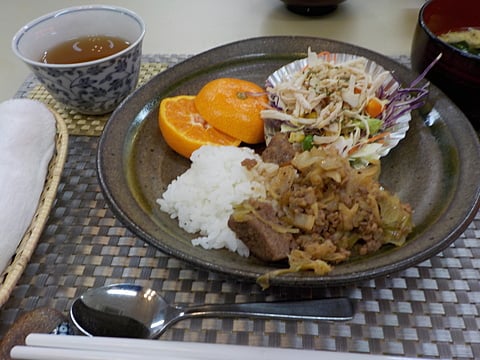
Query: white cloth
[[0, 99, 56, 274]]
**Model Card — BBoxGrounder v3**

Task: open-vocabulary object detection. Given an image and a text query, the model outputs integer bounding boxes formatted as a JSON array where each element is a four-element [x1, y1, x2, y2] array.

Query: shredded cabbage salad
[[261, 49, 432, 167]]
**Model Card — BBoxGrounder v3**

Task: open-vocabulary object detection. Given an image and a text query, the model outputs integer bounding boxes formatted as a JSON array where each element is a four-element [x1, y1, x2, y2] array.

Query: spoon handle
[[181, 297, 353, 321]]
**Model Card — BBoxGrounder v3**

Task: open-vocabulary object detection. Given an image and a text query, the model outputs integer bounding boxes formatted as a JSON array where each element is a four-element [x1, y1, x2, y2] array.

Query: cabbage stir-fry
[[262, 49, 429, 167], [244, 142, 414, 289]]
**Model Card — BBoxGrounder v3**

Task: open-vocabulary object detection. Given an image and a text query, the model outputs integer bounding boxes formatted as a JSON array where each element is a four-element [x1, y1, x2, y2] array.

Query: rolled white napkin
[[0, 99, 56, 274]]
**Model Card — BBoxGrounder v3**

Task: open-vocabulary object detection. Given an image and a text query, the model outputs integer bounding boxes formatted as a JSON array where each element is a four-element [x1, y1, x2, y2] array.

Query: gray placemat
[[1, 135, 479, 359], [1, 54, 479, 360]]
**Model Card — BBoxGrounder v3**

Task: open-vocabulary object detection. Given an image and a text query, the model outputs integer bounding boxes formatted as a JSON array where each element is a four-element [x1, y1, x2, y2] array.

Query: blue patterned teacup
[[12, 5, 145, 115]]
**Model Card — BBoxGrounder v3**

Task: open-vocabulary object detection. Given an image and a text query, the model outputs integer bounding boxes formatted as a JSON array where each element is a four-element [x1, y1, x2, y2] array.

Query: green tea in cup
[[40, 35, 131, 64]]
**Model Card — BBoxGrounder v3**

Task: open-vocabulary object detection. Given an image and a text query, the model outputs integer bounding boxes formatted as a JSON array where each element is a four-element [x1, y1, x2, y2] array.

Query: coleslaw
[[262, 49, 431, 167]]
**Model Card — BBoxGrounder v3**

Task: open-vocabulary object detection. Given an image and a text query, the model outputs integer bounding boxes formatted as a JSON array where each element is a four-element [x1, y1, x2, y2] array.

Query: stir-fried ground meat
[[228, 133, 413, 277], [240, 158, 258, 170]]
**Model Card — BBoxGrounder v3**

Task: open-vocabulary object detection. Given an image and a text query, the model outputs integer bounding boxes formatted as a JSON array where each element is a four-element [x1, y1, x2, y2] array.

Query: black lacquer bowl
[[280, 0, 346, 15], [411, 0, 480, 128]]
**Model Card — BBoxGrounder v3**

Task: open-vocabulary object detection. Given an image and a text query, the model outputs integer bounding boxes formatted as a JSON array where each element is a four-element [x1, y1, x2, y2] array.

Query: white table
[[0, 0, 423, 101]]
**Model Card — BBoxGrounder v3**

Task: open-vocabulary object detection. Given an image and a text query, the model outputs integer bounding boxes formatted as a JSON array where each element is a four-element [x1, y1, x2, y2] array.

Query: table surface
[[0, 0, 423, 101], [6, 2, 480, 360]]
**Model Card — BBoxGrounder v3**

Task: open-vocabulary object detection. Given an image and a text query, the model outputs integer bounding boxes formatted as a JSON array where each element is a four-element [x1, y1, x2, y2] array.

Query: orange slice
[[158, 95, 241, 158], [194, 78, 268, 144]]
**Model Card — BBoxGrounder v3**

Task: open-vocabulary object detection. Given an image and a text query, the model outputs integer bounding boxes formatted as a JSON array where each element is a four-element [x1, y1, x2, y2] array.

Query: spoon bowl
[[70, 283, 354, 338]]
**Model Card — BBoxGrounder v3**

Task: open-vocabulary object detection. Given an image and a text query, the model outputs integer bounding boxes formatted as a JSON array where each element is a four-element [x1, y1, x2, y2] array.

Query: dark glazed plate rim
[[97, 36, 480, 287]]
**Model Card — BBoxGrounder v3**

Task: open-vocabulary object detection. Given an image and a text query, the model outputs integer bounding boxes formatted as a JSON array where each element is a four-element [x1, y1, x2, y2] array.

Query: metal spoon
[[70, 283, 353, 338]]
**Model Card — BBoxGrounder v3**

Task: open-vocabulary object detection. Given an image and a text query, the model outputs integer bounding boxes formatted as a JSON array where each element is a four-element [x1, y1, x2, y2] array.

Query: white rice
[[157, 145, 268, 257]]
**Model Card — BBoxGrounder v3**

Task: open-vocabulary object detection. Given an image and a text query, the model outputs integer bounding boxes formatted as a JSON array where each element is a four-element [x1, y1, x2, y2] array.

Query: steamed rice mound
[[157, 145, 267, 256]]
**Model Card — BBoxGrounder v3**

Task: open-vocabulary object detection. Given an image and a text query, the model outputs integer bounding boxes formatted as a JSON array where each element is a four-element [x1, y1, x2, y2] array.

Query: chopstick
[[11, 346, 188, 360], [16, 334, 254, 360], [10, 333, 427, 360]]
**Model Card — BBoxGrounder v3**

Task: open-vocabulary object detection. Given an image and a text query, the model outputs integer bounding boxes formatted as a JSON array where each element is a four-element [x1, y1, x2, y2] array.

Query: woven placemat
[[0, 135, 479, 359], [16, 54, 191, 137], [5, 55, 480, 359], [24, 63, 166, 136], [18, 55, 412, 138]]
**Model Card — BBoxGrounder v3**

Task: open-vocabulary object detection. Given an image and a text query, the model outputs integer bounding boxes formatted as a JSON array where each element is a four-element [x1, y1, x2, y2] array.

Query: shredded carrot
[[365, 97, 384, 118], [348, 131, 390, 155], [317, 51, 336, 62]]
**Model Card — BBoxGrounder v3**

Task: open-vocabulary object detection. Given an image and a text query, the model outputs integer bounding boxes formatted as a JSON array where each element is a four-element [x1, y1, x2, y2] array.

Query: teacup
[[12, 5, 145, 115]]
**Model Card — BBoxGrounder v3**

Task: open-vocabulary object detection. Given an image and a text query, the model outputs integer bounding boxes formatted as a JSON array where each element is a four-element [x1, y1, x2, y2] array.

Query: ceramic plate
[[97, 36, 480, 287]]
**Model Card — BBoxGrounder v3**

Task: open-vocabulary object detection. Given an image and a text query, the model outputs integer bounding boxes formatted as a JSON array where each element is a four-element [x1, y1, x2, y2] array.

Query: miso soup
[[438, 27, 480, 56]]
